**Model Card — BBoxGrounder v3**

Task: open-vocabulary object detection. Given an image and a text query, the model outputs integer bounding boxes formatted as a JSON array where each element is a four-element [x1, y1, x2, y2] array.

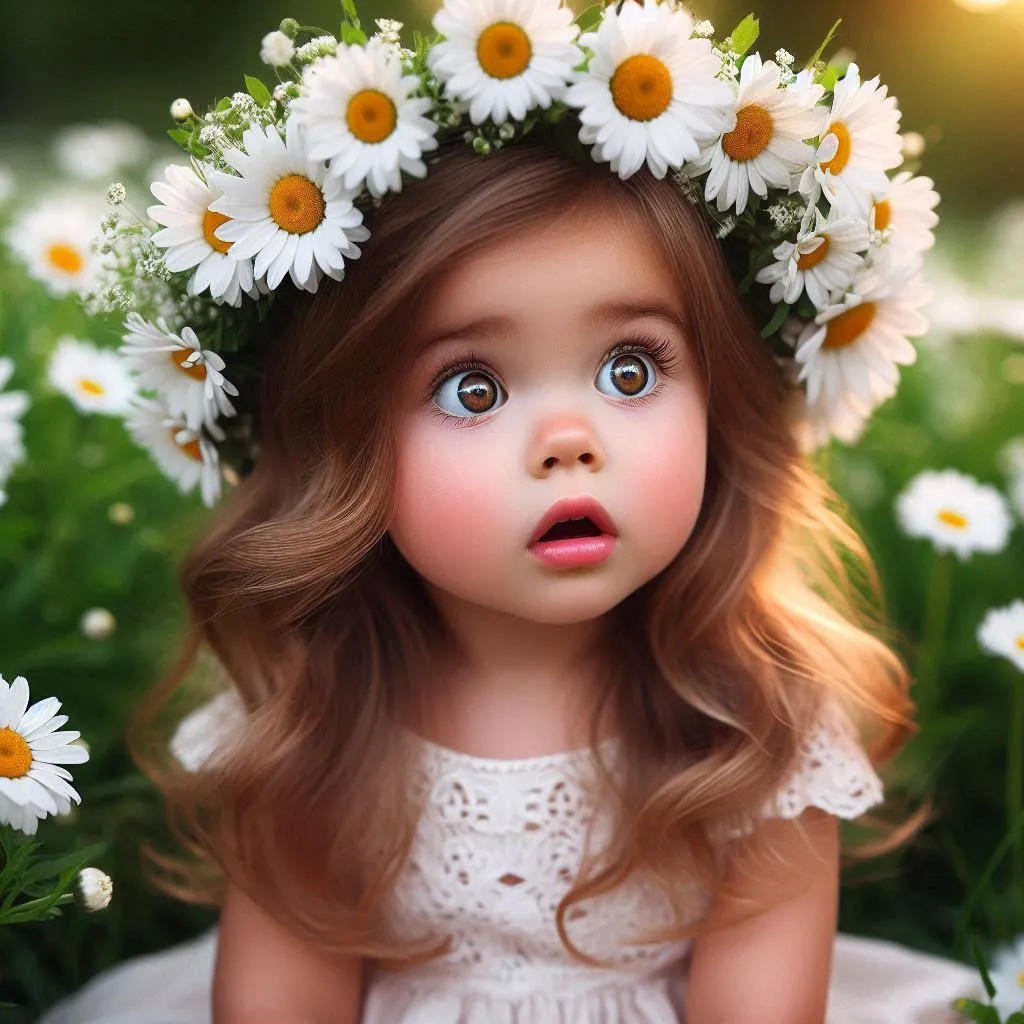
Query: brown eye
[[596, 350, 656, 399], [434, 369, 506, 418]]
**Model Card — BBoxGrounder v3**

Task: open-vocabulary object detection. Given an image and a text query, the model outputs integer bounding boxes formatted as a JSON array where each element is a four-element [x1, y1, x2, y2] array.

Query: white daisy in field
[[124, 397, 222, 507], [47, 336, 137, 416], [756, 206, 869, 309], [791, 263, 931, 414], [0, 358, 30, 486], [429, 0, 581, 127], [170, 690, 247, 772], [869, 171, 940, 269], [688, 58, 828, 215], [4, 194, 102, 297], [0, 674, 88, 836], [790, 384, 872, 452], [978, 601, 1024, 674], [293, 37, 438, 198], [895, 469, 1014, 561], [566, 0, 734, 180], [797, 63, 903, 218], [52, 122, 150, 181], [148, 163, 259, 307], [209, 119, 370, 293], [984, 934, 1024, 1019], [120, 314, 238, 431]]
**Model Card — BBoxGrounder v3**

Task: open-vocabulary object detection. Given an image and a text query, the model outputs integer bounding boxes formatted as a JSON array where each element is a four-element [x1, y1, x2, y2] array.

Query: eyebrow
[[414, 298, 688, 354]]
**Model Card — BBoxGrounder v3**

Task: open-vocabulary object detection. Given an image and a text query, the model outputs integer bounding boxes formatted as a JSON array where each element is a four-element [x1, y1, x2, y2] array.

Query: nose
[[528, 414, 606, 478]]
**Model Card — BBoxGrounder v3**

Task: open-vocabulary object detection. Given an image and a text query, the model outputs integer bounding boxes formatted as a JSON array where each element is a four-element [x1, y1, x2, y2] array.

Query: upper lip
[[528, 496, 618, 546]]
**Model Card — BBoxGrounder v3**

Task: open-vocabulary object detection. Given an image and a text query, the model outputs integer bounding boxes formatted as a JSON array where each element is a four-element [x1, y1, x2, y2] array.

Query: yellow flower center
[[722, 104, 774, 162], [169, 427, 204, 462], [820, 121, 852, 176], [797, 236, 831, 271], [477, 22, 533, 79], [76, 377, 106, 397], [0, 727, 32, 779], [873, 199, 892, 232], [1016, 637, 1024, 653], [172, 349, 207, 382], [268, 175, 326, 235], [937, 510, 968, 529], [611, 54, 673, 122], [823, 302, 877, 350], [47, 243, 85, 274], [202, 210, 233, 254], [346, 89, 398, 143]]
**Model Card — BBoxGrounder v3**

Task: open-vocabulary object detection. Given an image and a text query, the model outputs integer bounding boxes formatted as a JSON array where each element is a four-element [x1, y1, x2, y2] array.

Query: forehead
[[411, 200, 685, 345]]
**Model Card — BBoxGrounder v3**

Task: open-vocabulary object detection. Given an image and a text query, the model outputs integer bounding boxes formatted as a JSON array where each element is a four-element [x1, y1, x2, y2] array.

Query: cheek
[[389, 421, 510, 580]]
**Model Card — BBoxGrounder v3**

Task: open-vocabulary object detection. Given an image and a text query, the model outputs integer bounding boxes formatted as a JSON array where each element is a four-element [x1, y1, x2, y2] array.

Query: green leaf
[[816, 64, 840, 91], [16, 843, 105, 889], [970, 936, 998, 1000], [727, 14, 759, 58], [166, 128, 191, 146], [575, 2, 604, 34], [340, 0, 359, 21], [950, 999, 1001, 1024], [340, 21, 367, 46], [1005, 1013, 1024, 1023], [805, 18, 842, 72], [244, 75, 272, 108], [760, 301, 791, 339], [215, 96, 232, 112]]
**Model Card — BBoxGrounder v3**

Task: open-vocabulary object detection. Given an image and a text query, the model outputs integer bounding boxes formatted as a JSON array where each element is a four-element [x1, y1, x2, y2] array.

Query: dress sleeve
[[169, 689, 247, 772], [761, 698, 885, 822]]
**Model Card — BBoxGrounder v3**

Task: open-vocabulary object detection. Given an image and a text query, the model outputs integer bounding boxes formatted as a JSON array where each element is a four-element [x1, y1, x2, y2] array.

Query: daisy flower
[[47, 336, 137, 416], [76, 867, 114, 912], [120, 313, 238, 431], [52, 122, 150, 181], [895, 469, 1014, 561], [209, 119, 370, 293], [791, 263, 931, 415], [292, 37, 438, 198], [789, 384, 872, 453], [688, 58, 828, 215], [4, 194, 102, 297], [565, 0, 734, 180], [978, 600, 1024, 674], [0, 674, 88, 836], [124, 397, 223, 507], [756, 206, 869, 309], [147, 163, 259, 307], [0, 358, 30, 486], [869, 171, 940, 268], [984, 934, 1024, 1018], [429, 0, 581, 127], [797, 63, 903, 218]]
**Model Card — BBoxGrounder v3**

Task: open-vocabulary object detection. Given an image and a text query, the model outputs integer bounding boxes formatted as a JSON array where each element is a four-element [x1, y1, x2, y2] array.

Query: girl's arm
[[685, 808, 840, 1024], [213, 883, 366, 1024]]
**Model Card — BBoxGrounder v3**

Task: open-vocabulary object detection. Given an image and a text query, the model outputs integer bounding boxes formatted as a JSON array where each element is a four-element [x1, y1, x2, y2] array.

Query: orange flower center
[[172, 349, 207, 382], [268, 175, 326, 235], [823, 302, 877, 350], [169, 428, 203, 462], [820, 121, 852, 176], [797, 236, 831, 271], [873, 199, 892, 232], [0, 727, 32, 779], [47, 243, 85, 274], [722, 104, 774, 162], [77, 378, 106, 396], [611, 54, 673, 122], [477, 22, 532, 79], [346, 89, 398, 143], [202, 210, 233, 254], [937, 510, 968, 529], [1014, 637, 1024, 653]]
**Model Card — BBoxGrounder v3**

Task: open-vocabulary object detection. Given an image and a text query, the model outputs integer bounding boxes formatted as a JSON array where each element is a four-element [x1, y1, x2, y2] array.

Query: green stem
[[1009, 677, 1024, 915], [915, 550, 952, 718]]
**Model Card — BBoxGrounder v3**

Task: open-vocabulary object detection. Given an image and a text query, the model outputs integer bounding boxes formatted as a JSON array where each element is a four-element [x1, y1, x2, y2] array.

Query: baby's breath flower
[[767, 201, 802, 233], [374, 18, 404, 46], [198, 124, 228, 152], [775, 48, 795, 69], [260, 29, 295, 67], [272, 81, 298, 105], [692, 19, 715, 38], [294, 35, 338, 67], [105, 182, 127, 205], [712, 46, 740, 82], [715, 216, 737, 240]]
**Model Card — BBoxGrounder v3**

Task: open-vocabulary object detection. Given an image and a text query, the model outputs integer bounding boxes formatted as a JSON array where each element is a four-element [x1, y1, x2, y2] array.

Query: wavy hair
[[132, 139, 919, 965]]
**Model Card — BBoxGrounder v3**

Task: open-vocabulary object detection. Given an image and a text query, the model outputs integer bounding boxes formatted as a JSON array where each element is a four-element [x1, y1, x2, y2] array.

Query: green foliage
[[806, 18, 843, 76], [727, 14, 760, 58], [243, 74, 272, 108]]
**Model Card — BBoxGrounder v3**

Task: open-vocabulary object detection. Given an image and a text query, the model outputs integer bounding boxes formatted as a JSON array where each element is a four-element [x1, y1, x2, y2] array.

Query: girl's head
[[138, 139, 913, 961]]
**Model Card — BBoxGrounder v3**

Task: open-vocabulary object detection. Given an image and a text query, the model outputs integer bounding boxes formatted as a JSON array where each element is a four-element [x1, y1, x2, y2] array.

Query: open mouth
[[537, 517, 605, 542]]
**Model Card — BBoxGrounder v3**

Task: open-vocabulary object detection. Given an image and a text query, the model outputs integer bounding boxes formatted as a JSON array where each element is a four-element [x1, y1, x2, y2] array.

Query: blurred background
[[0, 0, 1023, 1019]]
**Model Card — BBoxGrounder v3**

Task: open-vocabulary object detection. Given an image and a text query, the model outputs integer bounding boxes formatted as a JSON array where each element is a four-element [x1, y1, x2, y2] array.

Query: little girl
[[41, 2, 983, 1021]]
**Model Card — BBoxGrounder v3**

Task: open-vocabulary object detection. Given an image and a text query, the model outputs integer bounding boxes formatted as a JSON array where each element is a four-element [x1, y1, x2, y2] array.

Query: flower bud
[[498, 123, 515, 141], [472, 137, 492, 156], [279, 17, 300, 38], [170, 98, 194, 124], [80, 608, 116, 640], [77, 868, 113, 913]]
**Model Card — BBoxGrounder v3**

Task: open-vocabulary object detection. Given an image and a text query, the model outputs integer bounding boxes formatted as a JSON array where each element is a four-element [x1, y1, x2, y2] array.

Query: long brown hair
[[132, 139, 917, 964]]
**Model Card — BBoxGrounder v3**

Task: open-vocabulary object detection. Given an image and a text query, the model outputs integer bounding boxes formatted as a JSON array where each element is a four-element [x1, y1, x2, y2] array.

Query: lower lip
[[529, 535, 616, 568]]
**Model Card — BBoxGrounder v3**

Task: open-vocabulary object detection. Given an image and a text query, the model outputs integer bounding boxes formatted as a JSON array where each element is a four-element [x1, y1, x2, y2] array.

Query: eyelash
[[424, 335, 682, 427]]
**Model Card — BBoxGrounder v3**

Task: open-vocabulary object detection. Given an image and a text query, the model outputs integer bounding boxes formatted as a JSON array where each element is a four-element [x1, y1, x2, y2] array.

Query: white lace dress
[[39, 696, 981, 1024]]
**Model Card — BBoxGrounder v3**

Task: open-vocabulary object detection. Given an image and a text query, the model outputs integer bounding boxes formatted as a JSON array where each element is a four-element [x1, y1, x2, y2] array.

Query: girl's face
[[388, 202, 708, 626]]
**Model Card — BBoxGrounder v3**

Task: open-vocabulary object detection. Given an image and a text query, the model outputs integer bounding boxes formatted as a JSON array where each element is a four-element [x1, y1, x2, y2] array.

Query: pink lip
[[528, 496, 618, 569]]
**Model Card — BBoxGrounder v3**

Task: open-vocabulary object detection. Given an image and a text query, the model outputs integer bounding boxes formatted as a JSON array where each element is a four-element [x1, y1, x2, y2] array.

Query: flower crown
[[86, 0, 939, 507]]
